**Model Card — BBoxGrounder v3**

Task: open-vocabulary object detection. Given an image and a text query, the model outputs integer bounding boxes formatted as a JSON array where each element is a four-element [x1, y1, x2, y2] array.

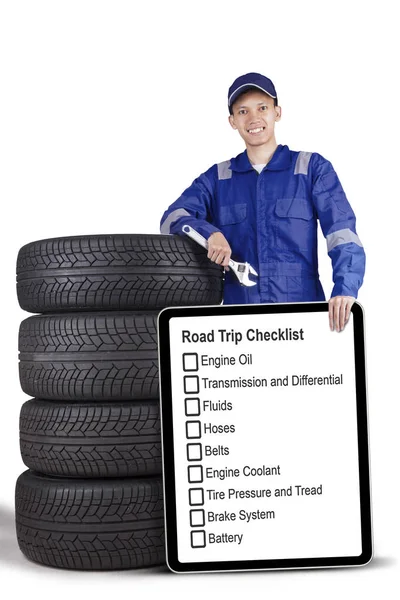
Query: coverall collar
[[230, 144, 291, 172]]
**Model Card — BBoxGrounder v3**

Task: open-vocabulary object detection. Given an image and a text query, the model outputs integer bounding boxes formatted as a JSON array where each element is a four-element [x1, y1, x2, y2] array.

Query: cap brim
[[228, 83, 276, 108]]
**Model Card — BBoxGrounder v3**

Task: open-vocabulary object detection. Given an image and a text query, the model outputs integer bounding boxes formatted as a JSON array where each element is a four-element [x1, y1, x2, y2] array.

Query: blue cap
[[228, 72, 277, 112]]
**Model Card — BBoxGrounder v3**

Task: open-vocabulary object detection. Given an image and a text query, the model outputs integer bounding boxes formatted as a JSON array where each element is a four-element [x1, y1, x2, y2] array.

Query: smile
[[247, 127, 265, 134]]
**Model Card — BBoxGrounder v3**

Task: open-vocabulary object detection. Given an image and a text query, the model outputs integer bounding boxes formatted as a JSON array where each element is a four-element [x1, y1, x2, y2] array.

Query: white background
[[0, 0, 398, 598]]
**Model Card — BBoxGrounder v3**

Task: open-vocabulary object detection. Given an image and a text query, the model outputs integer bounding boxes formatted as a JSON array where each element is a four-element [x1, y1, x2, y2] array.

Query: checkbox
[[184, 375, 199, 394], [186, 421, 201, 439], [182, 353, 198, 372], [185, 398, 200, 417], [188, 488, 204, 506], [190, 509, 205, 527], [191, 530, 206, 548], [187, 443, 202, 461], [188, 465, 203, 483]]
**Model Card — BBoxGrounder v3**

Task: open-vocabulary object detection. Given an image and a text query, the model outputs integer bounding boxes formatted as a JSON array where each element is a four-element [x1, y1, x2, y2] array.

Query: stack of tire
[[15, 234, 223, 570]]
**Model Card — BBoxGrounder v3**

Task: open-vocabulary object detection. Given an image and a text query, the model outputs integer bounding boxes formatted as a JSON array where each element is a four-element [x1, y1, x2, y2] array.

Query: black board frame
[[157, 301, 372, 573]]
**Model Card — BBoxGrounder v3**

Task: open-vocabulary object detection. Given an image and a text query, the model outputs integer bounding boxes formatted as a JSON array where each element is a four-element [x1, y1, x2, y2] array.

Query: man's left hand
[[328, 296, 356, 332]]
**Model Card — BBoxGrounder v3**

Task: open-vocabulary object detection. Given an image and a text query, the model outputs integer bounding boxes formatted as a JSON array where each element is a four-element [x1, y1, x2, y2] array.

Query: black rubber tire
[[15, 470, 165, 570], [20, 399, 161, 478], [16, 234, 223, 313], [19, 312, 160, 401]]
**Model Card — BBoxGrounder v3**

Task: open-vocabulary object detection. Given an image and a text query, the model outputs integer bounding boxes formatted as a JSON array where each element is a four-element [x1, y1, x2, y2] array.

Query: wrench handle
[[182, 225, 209, 250], [182, 225, 235, 269]]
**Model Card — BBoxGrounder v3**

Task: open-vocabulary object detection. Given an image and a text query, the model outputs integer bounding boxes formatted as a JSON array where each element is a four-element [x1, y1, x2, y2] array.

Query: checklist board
[[157, 302, 372, 573]]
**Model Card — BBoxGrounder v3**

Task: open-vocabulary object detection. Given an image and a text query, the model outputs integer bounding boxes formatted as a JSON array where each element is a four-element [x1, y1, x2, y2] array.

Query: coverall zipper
[[256, 166, 266, 300]]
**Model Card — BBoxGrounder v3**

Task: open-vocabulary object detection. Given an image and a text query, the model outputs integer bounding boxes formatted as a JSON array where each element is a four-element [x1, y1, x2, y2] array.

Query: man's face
[[228, 90, 281, 147]]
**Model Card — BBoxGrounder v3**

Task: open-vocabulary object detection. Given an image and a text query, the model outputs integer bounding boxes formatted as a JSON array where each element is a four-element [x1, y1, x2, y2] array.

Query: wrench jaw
[[182, 226, 258, 288], [241, 268, 258, 287], [229, 262, 258, 287], [245, 278, 258, 287], [249, 265, 258, 277]]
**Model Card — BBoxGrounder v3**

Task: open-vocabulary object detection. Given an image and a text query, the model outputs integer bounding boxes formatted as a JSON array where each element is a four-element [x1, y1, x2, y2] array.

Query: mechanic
[[160, 72, 366, 332]]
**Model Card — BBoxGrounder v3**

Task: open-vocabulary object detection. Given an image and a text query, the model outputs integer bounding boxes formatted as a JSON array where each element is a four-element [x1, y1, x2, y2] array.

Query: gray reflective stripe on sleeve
[[217, 160, 232, 180], [326, 228, 363, 252], [294, 151, 312, 175], [160, 208, 191, 234]]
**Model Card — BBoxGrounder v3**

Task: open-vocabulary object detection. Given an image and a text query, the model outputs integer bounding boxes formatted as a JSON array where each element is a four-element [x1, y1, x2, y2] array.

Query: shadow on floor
[[0, 505, 28, 568], [1, 504, 395, 575]]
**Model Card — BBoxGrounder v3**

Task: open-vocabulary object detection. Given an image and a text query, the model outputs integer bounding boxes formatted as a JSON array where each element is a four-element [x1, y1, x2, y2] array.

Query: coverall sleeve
[[160, 168, 222, 240], [311, 154, 366, 299]]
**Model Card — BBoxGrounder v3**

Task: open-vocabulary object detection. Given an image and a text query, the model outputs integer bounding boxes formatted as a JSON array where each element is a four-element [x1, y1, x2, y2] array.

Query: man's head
[[227, 72, 281, 149], [228, 88, 281, 149]]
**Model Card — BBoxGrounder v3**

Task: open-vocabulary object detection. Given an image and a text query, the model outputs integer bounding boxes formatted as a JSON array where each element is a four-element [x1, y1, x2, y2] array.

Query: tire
[[16, 234, 223, 313], [19, 312, 160, 401], [15, 470, 165, 570], [20, 399, 161, 478]]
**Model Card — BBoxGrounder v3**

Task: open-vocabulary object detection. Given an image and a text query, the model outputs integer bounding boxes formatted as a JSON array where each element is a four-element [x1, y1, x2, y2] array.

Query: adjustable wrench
[[182, 225, 258, 287]]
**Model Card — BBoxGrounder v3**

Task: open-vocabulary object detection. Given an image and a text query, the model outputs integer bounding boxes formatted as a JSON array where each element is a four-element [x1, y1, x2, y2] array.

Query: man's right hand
[[207, 232, 232, 271]]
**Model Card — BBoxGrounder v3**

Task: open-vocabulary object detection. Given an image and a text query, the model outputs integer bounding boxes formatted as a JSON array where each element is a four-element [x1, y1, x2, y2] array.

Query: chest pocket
[[217, 203, 247, 226], [274, 197, 315, 251], [274, 197, 314, 220]]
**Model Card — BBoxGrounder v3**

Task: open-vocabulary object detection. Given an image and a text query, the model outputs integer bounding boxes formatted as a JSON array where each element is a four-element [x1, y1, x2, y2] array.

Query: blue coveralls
[[160, 144, 365, 304]]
